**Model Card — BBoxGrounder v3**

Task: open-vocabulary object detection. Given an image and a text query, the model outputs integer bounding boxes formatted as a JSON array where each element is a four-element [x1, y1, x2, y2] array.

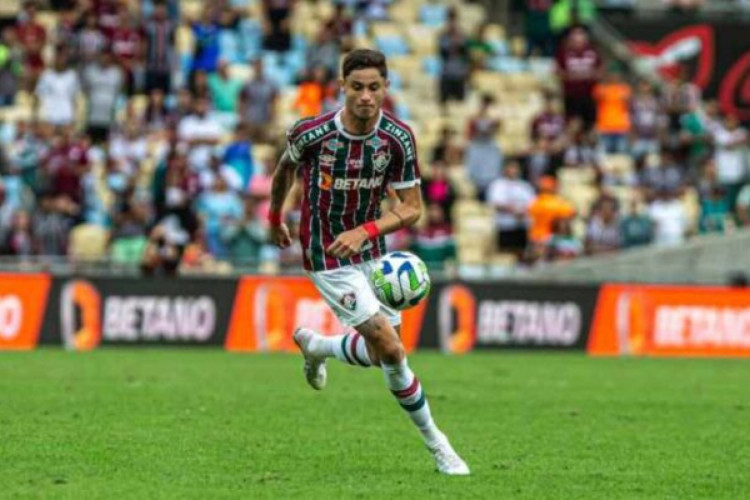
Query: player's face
[[341, 68, 388, 121]]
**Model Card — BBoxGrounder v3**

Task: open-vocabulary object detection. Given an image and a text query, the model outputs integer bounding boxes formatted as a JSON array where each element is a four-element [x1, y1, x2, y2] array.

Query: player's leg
[[355, 312, 469, 475]]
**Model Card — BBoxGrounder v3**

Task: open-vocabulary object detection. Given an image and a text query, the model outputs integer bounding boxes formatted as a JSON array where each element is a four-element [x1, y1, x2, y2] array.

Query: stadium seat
[[69, 225, 110, 262]]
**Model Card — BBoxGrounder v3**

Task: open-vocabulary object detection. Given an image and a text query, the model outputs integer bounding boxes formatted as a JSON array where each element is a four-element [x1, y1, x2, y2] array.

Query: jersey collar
[[334, 108, 383, 140]]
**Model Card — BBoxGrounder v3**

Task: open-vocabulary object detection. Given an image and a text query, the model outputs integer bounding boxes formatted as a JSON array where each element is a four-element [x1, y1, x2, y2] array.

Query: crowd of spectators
[[0, 0, 748, 275]]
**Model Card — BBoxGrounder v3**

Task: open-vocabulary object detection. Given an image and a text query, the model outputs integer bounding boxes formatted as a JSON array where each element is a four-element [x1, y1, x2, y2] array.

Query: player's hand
[[270, 223, 293, 248], [326, 227, 368, 259]]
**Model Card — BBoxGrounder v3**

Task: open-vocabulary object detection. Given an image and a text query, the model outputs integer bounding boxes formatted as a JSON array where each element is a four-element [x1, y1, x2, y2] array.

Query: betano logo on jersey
[[319, 172, 384, 191]]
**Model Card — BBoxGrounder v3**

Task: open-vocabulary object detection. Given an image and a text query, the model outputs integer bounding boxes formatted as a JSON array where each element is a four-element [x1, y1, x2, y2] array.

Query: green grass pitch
[[1, 350, 748, 499]]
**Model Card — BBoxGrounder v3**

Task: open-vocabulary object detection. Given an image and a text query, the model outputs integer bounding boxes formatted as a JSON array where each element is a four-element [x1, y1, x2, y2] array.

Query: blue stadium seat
[[375, 35, 410, 57], [419, 4, 447, 27], [421, 56, 442, 77]]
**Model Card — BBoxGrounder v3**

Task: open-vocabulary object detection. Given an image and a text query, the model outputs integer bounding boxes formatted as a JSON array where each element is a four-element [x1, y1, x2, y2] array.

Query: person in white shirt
[[712, 113, 749, 205], [647, 189, 689, 247], [177, 95, 224, 171], [485, 160, 535, 257], [35, 51, 81, 126]]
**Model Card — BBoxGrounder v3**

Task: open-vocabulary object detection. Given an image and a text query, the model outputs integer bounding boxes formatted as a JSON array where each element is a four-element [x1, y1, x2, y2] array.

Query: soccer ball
[[369, 252, 431, 311]]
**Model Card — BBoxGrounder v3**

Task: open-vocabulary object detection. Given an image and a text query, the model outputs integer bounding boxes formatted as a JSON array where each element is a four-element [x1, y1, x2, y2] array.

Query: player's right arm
[[268, 148, 297, 248]]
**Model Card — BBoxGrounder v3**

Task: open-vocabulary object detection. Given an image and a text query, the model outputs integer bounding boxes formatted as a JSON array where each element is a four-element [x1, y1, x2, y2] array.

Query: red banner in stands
[[0, 274, 51, 350], [224, 276, 428, 353], [589, 284, 750, 357]]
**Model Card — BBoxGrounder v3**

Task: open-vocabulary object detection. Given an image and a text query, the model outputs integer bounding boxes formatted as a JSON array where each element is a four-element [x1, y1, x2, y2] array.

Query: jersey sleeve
[[389, 127, 421, 190], [286, 118, 311, 164]]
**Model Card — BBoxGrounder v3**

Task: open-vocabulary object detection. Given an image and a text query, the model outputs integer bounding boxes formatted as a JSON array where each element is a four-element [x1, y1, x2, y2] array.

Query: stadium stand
[[0, 0, 748, 278]]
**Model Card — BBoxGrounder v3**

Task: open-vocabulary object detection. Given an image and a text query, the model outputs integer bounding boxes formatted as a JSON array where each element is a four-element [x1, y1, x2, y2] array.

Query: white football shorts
[[307, 260, 401, 328]]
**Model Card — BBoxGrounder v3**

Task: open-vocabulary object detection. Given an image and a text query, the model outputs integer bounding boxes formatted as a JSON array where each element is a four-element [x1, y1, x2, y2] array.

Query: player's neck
[[341, 107, 380, 136]]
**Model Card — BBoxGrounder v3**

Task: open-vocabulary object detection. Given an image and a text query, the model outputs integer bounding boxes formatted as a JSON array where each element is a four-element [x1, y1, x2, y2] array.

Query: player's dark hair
[[342, 49, 388, 79]]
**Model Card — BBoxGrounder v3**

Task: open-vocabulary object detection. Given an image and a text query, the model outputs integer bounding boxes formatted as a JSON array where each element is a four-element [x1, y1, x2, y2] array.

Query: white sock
[[381, 359, 442, 447], [312, 333, 372, 367]]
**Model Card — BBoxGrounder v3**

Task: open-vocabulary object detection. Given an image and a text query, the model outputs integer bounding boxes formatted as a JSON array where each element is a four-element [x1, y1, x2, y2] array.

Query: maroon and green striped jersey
[[287, 109, 421, 272]]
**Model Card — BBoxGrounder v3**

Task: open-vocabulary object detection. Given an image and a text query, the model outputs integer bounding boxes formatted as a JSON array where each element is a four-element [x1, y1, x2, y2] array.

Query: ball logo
[[0, 295, 23, 340], [437, 285, 476, 354], [60, 280, 102, 351]]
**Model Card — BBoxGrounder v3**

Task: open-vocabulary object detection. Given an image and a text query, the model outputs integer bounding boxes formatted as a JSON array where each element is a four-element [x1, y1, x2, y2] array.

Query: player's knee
[[378, 340, 405, 365]]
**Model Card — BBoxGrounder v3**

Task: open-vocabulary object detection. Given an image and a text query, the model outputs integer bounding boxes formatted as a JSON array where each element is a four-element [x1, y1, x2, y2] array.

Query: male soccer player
[[268, 49, 469, 475]]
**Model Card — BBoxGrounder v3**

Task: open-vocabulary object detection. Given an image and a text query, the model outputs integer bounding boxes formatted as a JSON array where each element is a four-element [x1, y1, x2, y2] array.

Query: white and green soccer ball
[[369, 252, 431, 311]]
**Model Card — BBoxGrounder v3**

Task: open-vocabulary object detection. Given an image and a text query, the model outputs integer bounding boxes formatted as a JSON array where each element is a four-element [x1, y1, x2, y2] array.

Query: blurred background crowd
[[0, 0, 748, 276]]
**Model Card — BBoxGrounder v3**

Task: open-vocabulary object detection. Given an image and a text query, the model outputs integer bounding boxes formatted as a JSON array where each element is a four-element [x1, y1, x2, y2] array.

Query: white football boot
[[293, 328, 327, 390], [429, 434, 470, 476]]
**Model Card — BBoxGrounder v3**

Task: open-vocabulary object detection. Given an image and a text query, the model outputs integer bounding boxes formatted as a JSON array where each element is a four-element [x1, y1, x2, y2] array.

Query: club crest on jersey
[[372, 150, 391, 172], [339, 292, 357, 311]]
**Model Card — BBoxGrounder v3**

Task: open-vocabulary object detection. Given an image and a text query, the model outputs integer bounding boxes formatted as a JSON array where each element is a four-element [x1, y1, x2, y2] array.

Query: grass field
[[1, 350, 748, 499]]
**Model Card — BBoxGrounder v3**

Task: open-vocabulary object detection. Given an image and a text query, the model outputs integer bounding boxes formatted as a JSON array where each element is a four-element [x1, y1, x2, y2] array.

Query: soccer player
[[268, 49, 469, 475]]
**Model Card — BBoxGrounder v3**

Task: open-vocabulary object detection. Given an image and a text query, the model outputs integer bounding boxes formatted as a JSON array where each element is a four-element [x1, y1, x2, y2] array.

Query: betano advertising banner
[[417, 282, 600, 352], [39, 277, 238, 349], [0, 273, 50, 350], [589, 285, 750, 357]]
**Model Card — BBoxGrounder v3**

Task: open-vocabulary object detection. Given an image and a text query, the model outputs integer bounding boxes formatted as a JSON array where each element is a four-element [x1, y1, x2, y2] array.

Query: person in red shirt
[[109, 8, 143, 95], [555, 26, 603, 131], [14, 0, 47, 91], [43, 126, 90, 205]]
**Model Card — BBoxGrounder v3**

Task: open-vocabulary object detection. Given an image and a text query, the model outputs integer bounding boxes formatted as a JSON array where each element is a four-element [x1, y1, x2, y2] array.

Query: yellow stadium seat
[[69, 225, 110, 261]]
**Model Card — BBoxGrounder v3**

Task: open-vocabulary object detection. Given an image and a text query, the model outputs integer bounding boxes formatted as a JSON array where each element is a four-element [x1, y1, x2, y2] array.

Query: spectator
[[7, 121, 46, 190], [620, 198, 654, 248], [711, 113, 748, 207], [35, 50, 81, 127], [531, 93, 566, 143], [306, 28, 341, 78], [143, 0, 176, 94], [647, 188, 689, 247], [191, 7, 221, 77], [110, 8, 143, 96], [699, 184, 730, 234], [466, 23, 495, 70], [486, 159, 535, 259], [82, 50, 124, 144], [208, 59, 244, 125], [78, 13, 107, 67], [662, 65, 701, 134], [546, 217, 583, 261], [220, 195, 267, 266], [199, 151, 243, 193], [191, 69, 211, 99], [630, 79, 663, 163], [109, 190, 150, 265], [585, 197, 621, 255], [42, 126, 89, 204], [562, 118, 601, 169], [32, 191, 75, 256], [144, 87, 173, 134], [524, 0, 554, 57], [431, 126, 462, 166], [679, 101, 712, 169], [109, 122, 148, 177], [438, 7, 470, 104], [527, 175, 576, 255], [293, 66, 327, 119], [14, 0, 47, 91], [324, 3, 354, 47], [593, 69, 632, 154], [177, 95, 224, 171], [465, 94, 502, 200], [262, 0, 294, 53], [223, 123, 255, 191], [0, 28, 21, 107], [638, 149, 685, 200], [4, 210, 34, 257], [556, 26, 602, 130], [735, 181, 750, 227], [196, 175, 243, 258], [239, 58, 279, 143], [410, 202, 456, 271], [421, 163, 457, 223]]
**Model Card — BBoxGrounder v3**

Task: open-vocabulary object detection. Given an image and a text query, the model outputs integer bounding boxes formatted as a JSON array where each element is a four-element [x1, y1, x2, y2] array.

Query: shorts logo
[[339, 292, 357, 311], [319, 172, 333, 191], [372, 150, 390, 172]]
